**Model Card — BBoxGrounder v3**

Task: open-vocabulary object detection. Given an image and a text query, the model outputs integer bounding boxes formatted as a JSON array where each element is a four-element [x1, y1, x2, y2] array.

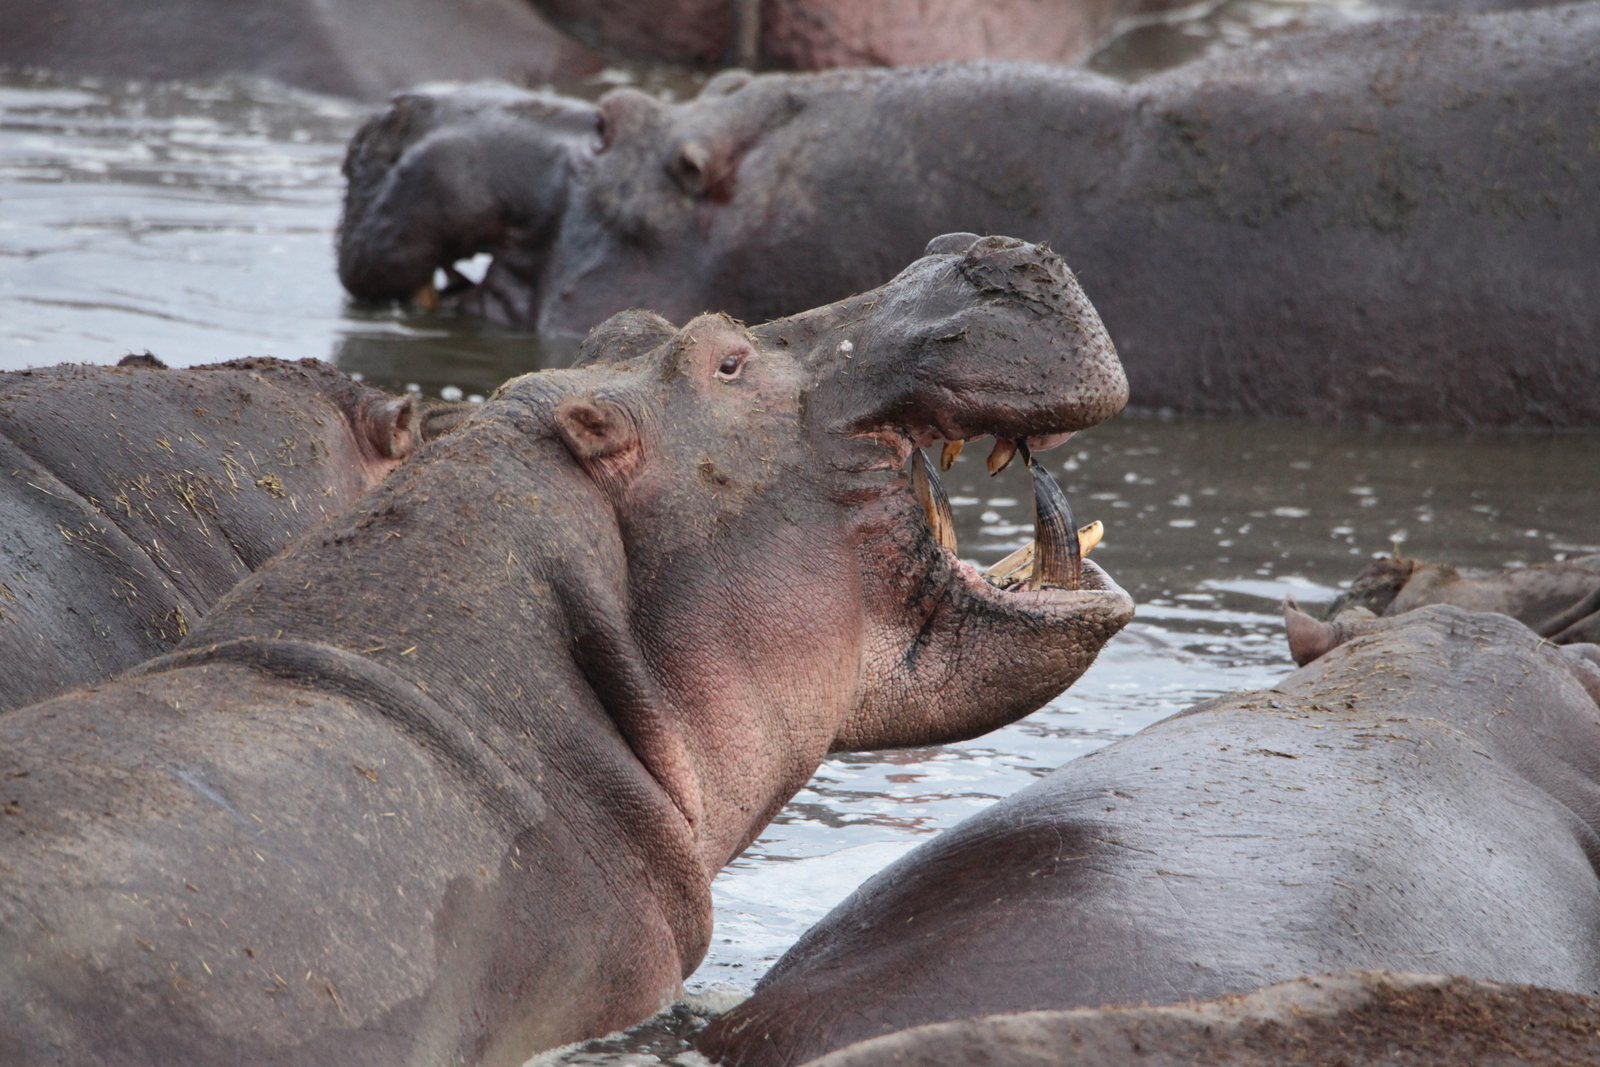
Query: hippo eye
[[715, 352, 746, 381]]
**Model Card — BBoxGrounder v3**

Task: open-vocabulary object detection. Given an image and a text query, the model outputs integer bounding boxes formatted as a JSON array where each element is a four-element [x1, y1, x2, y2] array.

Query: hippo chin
[[0, 237, 1134, 1065], [0, 356, 468, 714], [341, 3, 1600, 427], [697, 605, 1600, 1066]]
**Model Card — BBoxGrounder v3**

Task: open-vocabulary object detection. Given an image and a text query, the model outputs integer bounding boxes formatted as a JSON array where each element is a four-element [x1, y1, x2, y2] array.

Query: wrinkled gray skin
[[0, 237, 1134, 1066], [799, 972, 1600, 1067], [1306, 554, 1600, 659], [0, 0, 599, 101], [698, 606, 1600, 1067], [0, 356, 467, 714], [340, 2, 1600, 426]]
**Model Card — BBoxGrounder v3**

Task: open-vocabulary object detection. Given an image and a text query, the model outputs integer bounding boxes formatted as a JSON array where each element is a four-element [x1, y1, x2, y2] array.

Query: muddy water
[[2, 4, 1597, 1063]]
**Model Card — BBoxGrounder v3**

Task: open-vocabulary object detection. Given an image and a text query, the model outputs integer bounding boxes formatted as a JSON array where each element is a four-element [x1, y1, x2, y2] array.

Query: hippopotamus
[[340, 2, 1600, 426], [0, 236, 1136, 1065], [1302, 554, 1600, 659], [796, 972, 1600, 1067], [0, 0, 599, 101], [534, 0, 1186, 71], [696, 603, 1600, 1066], [0, 355, 466, 714]]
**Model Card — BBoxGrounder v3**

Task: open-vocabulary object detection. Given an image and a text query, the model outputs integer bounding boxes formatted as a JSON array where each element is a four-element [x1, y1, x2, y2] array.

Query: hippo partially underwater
[[340, 2, 1600, 427], [1299, 553, 1600, 657], [698, 604, 1600, 1065], [0, 356, 467, 714], [0, 236, 1136, 1064]]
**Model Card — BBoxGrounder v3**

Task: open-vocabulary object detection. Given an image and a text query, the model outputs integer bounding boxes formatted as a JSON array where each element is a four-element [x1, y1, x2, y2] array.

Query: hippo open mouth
[[903, 435, 1098, 595]]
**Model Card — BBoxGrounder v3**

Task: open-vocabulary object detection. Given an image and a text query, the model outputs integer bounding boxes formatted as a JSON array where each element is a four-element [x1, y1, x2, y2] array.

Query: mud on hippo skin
[[341, 2, 1600, 426], [0, 237, 1133, 1065], [698, 604, 1600, 1066], [0, 355, 464, 713]]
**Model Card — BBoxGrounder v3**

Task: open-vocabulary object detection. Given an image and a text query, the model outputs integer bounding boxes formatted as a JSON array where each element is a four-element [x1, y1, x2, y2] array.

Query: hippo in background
[[697, 604, 1600, 1066], [0, 355, 467, 713], [0, 236, 1137, 1065], [340, 2, 1600, 427], [1294, 554, 1600, 661], [0, 0, 600, 101]]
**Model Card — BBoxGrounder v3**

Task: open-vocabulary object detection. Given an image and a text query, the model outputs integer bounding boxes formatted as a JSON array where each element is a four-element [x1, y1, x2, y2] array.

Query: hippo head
[[482, 234, 1133, 866], [337, 83, 600, 321], [337, 74, 880, 333]]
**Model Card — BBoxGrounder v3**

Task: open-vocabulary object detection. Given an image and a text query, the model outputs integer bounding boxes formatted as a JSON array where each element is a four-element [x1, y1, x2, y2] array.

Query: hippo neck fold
[[183, 409, 718, 974]]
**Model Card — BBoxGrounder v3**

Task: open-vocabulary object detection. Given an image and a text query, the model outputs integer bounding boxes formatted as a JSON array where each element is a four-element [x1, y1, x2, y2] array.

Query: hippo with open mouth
[[697, 604, 1600, 1066], [0, 236, 1134, 1065], [0, 356, 468, 713], [339, 2, 1600, 427]]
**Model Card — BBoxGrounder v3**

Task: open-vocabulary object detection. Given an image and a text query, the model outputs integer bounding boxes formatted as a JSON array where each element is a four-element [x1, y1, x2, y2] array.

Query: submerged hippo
[[340, 2, 1600, 426], [797, 972, 1600, 1067], [0, 237, 1135, 1065], [698, 604, 1600, 1066], [0, 355, 464, 714], [1302, 554, 1600, 659]]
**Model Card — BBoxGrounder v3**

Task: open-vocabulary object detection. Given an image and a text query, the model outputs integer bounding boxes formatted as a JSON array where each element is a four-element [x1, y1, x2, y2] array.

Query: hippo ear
[[364, 396, 421, 460], [556, 396, 636, 463]]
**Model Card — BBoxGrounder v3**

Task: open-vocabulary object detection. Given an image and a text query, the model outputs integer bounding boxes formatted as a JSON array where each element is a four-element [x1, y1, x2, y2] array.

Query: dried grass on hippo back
[[0, 235, 1134, 1066]]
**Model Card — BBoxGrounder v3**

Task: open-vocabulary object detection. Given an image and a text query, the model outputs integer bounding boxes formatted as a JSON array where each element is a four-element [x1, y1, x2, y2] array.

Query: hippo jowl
[[339, 3, 1600, 427], [0, 237, 1133, 1065]]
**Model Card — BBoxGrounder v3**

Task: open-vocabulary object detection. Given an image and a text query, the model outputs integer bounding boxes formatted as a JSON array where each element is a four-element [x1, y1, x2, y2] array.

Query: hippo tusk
[[414, 281, 440, 311], [986, 438, 1018, 476], [1029, 463, 1081, 591], [981, 521, 1102, 589], [911, 449, 958, 553], [940, 439, 964, 471]]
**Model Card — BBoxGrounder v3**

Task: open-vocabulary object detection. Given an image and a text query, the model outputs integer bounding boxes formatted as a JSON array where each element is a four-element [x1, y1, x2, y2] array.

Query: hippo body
[[796, 972, 1600, 1067], [698, 606, 1600, 1066], [0, 238, 1135, 1064], [1321, 554, 1600, 648], [342, 2, 1600, 426], [0, 0, 599, 101], [0, 357, 445, 713]]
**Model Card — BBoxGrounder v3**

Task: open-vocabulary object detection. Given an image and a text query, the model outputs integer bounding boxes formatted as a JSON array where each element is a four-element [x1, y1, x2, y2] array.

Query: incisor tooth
[[986, 438, 1018, 476], [940, 440, 964, 471], [911, 449, 958, 553]]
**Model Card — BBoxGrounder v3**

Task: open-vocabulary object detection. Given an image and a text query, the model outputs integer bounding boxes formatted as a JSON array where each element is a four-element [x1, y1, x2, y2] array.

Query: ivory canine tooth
[[912, 449, 958, 553], [986, 438, 1018, 476], [940, 440, 964, 471], [980, 522, 1102, 588], [1030, 464, 1081, 591]]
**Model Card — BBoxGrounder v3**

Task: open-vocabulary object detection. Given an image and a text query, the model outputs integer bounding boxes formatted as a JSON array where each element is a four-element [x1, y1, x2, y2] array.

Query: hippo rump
[[0, 237, 1136, 1065], [339, 2, 1600, 427], [0, 355, 466, 714], [0, 0, 599, 101], [696, 604, 1600, 1066], [1306, 554, 1600, 655], [794, 972, 1600, 1067]]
